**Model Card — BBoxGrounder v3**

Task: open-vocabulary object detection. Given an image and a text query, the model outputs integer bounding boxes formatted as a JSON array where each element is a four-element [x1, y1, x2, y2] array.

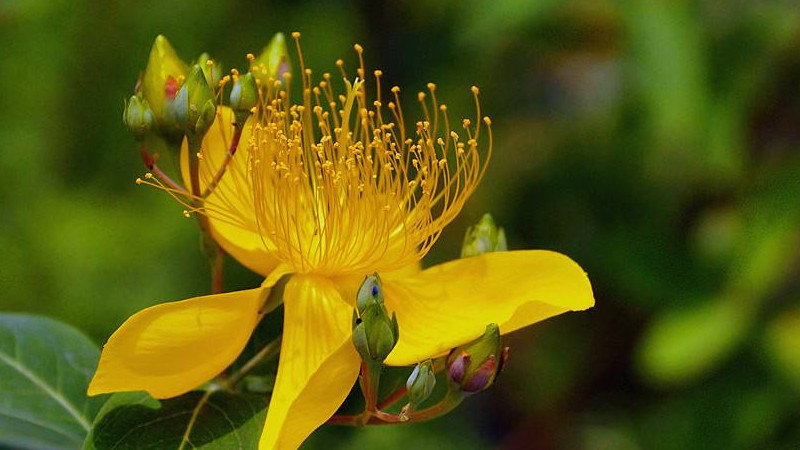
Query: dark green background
[[2, 0, 800, 448]]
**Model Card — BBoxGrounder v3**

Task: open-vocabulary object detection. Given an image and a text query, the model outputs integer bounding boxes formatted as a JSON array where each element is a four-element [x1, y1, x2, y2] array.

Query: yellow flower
[[89, 41, 594, 449]]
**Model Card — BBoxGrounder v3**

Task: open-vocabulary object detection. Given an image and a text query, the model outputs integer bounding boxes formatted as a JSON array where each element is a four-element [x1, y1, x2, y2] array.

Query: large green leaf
[[84, 391, 267, 449], [0, 313, 104, 450]]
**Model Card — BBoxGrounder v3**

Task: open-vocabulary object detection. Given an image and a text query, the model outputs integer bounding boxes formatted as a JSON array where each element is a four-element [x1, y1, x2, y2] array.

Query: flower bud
[[141, 35, 189, 141], [173, 65, 217, 137], [195, 52, 223, 87], [252, 32, 290, 85], [446, 323, 509, 393], [230, 72, 258, 123], [352, 274, 399, 363], [122, 95, 154, 139], [461, 213, 507, 258], [404, 360, 436, 413]]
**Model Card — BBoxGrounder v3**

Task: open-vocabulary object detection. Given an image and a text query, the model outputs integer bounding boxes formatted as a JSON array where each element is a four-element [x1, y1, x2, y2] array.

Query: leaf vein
[[0, 348, 91, 432]]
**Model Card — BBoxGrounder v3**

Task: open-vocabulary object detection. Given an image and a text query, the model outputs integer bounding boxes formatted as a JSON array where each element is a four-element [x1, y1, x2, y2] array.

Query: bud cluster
[[123, 33, 290, 151]]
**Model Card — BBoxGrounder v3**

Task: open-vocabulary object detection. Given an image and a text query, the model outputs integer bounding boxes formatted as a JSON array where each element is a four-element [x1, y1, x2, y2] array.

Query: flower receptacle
[[142, 35, 189, 144], [400, 360, 436, 419], [195, 52, 223, 87], [352, 274, 399, 364], [252, 32, 290, 86], [461, 213, 507, 258], [230, 72, 258, 125], [123, 95, 154, 139], [174, 65, 217, 138]]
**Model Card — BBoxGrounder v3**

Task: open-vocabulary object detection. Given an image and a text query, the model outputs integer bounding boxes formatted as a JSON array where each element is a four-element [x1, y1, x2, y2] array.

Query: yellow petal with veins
[[87, 265, 290, 398], [180, 107, 279, 276], [259, 275, 360, 449], [381, 250, 594, 366]]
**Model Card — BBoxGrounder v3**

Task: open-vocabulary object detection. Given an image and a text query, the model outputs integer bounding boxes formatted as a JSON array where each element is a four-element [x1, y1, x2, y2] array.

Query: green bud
[[352, 274, 399, 363], [195, 53, 223, 87], [356, 273, 384, 313], [446, 323, 509, 393], [252, 32, 290, 86], [142, 35, 189, 141], [230, 72, 258, 124], [404, 360, 436, 412], [122, 95, 154, 139], [461, 213, 507, 258], [174, 65, 217, 137]]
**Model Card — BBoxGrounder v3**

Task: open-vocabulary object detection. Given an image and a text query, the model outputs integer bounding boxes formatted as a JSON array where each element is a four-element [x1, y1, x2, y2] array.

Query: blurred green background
[[2, 0, 800, 448]]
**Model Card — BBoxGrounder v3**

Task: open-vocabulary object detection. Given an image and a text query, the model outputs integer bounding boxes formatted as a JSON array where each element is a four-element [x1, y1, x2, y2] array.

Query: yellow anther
[[292, 31, 301, 39], [374, 69, 383, 77], [417, 92, 426, 101], [336, 59, 344, 67], [354, 43, 363, 53], [483, 116, 492, 125], [135, 178, 143, 184], [391, 86, 400, 93], [144, 173, 153, 179], [471, 86, 480, 94], [427, 82, 436, 91], [246, 53, 255, 62], [439, 104, 447, 111]]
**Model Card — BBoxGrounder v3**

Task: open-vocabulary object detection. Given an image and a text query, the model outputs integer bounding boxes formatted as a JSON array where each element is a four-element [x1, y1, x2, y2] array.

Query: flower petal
[[180, 107, 279, 276], [382, 250, 594, 366], [87, 267, 290, 398], [260, 275, 360, 449], [330, 260, 423, 308], [87, 289, 264, 398]]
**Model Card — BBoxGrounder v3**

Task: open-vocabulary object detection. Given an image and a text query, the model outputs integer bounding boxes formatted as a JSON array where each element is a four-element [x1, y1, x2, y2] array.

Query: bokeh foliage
[[2, 0, 800, 448]]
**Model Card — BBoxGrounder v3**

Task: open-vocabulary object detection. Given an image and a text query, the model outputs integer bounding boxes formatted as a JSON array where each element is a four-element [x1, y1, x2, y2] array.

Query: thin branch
[[222, 337, 282, 391]]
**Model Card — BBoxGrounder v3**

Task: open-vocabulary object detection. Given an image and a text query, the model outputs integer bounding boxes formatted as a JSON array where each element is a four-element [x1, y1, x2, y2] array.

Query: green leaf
[[636, 299, 751, 387], [84, 391, 267, 449], [0, 313, 103, 450], [764, 309, 800, 392]]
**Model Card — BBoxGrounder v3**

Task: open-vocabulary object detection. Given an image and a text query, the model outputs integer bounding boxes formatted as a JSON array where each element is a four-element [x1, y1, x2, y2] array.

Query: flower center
[[141, 36, 492, 276], [244, 41, 491, 274]]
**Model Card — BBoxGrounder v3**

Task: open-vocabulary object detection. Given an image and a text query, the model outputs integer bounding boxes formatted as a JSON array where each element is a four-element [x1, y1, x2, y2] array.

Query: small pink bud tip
[[448, 351, 470, 383], [164, 76, 179, 100], [461, 355, 497, 393], [498, 347, 510, 374]]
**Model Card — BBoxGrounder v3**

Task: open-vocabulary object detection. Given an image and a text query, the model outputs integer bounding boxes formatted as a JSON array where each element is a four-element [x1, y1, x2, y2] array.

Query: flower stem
[[377, 385, 407, 411], [222, 336, 282, 391], [211, 247, 225, 294], [186, 135, 227, 294], [328, 391, 463, 426], [138, 145, 187, 194]]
